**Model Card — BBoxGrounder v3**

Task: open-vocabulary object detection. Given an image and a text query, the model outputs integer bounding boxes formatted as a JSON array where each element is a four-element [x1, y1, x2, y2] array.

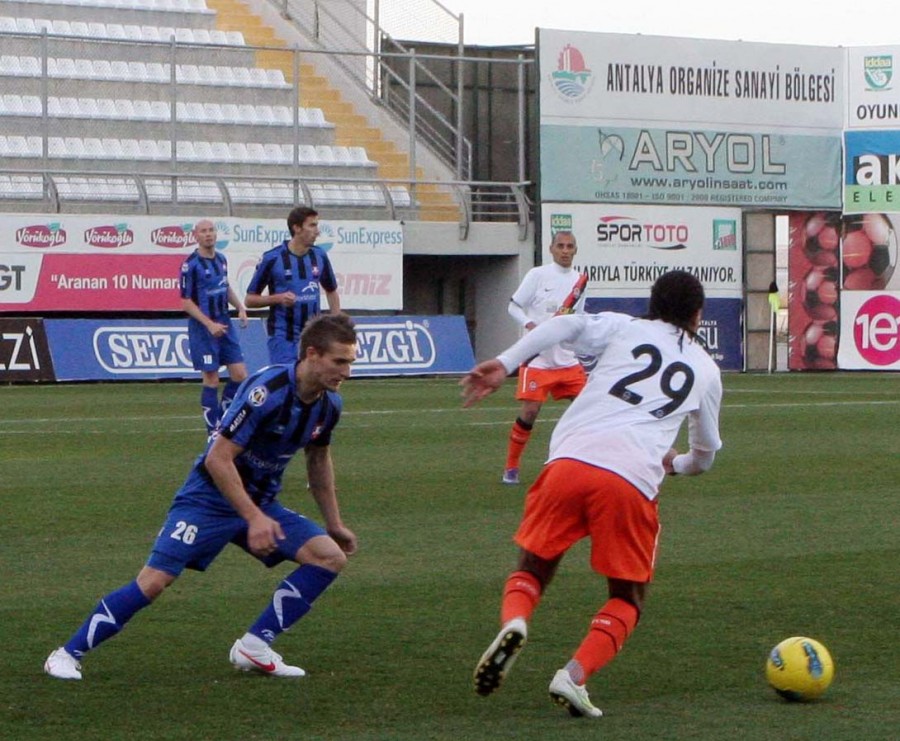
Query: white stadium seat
[[115, 99, 137, 119], [105, 23, 127, 40], [79, 98, 101, 118], [93, 60, 115, 80], [138, 139, 161, 159], [0, 94, 25, 116], [119, 139, 142, 159], [264, 143, 289, 165], [50, 20, 72, 35], [228, 142, 249, 162], [110, 60, 130, 79], [83, 138, 105, 158], [96, 98, 117, 118], [15, 18, 37, 34], [177, 64, 200, 83], [209, 141, 232, 161], [191, 141, 214, 161], [247, 68, 269, 86], [140, 25, 161, 42], [197, 65, 219, 85], [149, 101, 170, 120], [231, 67, 252, 85], [213, 66, 236, 85], [219, 103, 240, 124], [73, 58, 95, 78], [297, 144, 318, 164], [237, 104, 258, 124], [176, 140, 199, 161], [0, 56, 23, 76], [21, 95, 42, 116], [245, 142, 266, 162], [50, 58, 76, 77], [202, 103, 224, 123], [131, 100, 153, 120], [101, 138, 126, 158]]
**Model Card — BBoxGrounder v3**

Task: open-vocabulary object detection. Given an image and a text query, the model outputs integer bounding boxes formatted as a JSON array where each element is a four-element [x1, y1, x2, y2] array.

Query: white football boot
[[44, 647, 82, 680], [229, 637, 306, 678]]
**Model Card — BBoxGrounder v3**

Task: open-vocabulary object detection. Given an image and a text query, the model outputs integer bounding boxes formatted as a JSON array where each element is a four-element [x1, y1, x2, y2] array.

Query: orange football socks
[[505, 418, 533, 470], [570, 598, 640, 682], [500, 570, 542, 624]]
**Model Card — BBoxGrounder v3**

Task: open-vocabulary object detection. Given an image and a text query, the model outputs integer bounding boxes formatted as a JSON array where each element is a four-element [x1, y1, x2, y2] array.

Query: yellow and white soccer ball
[[766, 636, 834, 701]]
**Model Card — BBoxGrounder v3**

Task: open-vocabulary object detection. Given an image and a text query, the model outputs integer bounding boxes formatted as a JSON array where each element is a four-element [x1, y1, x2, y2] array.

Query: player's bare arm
[[227, 287, 248, 328], [181, 297, 227, 337], [305, 445, 357, 555], [204, 435, 285, 555], [325, 289, 341, 314]]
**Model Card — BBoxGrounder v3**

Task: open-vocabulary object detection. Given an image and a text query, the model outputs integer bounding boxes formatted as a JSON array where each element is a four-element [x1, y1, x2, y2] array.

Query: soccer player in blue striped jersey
[[44, 314, 359, 681], [246, 206, 341, 364], [181, 219, 249, 434]]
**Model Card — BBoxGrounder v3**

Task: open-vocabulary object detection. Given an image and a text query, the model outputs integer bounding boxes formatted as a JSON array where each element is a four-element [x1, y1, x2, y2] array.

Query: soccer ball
[[766, 636, 834, 701]]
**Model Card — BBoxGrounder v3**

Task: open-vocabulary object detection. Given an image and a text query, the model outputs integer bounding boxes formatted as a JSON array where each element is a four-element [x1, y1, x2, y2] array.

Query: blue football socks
[[220, 380, 241, 417], [248, 564, 337, 644], [64, 581, 152, 659], [201, 385, 219, 433]]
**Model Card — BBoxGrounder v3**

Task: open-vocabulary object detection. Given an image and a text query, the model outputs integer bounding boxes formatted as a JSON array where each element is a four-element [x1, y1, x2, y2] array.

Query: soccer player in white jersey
[[463, 270, 723, 718], [502, 230, 587, 485]]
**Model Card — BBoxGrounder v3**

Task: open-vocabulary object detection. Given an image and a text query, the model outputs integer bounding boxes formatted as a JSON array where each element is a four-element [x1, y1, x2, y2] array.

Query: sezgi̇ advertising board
[[0, 215, 404, 312], [0, 315, 476, 382], [543, 204, 743, 369]]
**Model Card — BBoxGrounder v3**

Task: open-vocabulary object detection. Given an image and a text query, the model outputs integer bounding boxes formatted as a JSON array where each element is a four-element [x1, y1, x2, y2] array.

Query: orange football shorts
[[515, 364, 586, 402], [514, 458, 660, 582]]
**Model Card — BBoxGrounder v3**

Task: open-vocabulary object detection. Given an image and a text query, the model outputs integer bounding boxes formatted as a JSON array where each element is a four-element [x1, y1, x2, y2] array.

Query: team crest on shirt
[[310, 424, 324, 439], [248, 385, 268, 406], [528, 381, 538, 391]]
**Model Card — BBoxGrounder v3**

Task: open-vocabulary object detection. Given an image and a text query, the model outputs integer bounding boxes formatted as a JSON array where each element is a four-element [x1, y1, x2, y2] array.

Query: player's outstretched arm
[[460, 359, 507, 407]]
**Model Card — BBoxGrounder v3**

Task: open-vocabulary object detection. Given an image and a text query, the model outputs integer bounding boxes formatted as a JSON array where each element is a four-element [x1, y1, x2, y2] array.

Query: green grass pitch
[[2, 372, 899, 740]]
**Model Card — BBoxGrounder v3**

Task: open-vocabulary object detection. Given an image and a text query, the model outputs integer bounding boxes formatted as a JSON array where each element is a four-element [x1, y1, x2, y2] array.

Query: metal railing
[[276, 0, 472, 179], [0, 26, 533, 230]]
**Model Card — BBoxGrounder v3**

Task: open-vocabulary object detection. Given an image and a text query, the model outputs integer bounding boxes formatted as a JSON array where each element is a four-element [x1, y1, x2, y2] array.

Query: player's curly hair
[[646, 269, 705, 333], [300, 313, 356, 357]]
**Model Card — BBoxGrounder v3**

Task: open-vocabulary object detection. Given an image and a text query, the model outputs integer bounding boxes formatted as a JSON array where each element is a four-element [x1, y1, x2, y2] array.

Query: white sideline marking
[[2, 398, 898, 435]]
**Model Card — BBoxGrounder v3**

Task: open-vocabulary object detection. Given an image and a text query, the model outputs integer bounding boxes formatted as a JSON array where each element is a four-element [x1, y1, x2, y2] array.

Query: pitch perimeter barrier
[[0, 315, 475, 382]]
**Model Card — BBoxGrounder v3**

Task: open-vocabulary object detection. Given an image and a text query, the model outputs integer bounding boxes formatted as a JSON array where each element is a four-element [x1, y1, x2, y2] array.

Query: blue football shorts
[[146, 499, 326, 576], [188, 318, 244, 371], [266, 334, 300, 365]]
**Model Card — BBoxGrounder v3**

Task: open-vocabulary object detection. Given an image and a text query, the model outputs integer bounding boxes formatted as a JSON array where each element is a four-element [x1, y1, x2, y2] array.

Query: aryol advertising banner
[[541, 204, 743, 369], [538, 29, 843, 208], [43, 315, 475, 381], [0, 216, 403, 312]]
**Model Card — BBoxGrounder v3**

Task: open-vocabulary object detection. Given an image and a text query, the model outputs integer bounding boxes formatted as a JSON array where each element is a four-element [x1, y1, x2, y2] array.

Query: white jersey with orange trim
[[496, 312, 723, 500], [508, 262, 586, 370]]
